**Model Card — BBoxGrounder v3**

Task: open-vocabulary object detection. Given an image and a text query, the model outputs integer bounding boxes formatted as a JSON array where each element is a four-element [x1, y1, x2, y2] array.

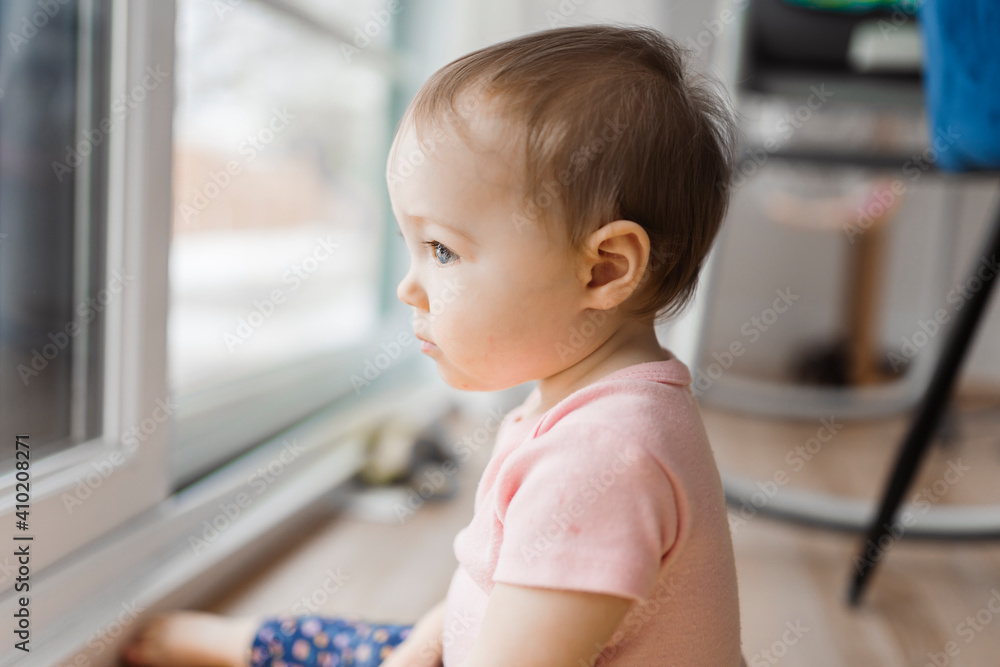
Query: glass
[[169, 0, 393, 394], [0, 0, 107, 473]]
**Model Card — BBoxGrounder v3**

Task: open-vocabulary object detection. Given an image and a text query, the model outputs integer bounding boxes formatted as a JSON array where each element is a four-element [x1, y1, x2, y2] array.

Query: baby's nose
[[396, 271, 425, 310]]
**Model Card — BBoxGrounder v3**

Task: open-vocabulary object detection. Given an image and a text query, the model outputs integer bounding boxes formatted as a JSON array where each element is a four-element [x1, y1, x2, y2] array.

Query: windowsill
[[201, 386, 528, 627], [5, 370, 458, 667]]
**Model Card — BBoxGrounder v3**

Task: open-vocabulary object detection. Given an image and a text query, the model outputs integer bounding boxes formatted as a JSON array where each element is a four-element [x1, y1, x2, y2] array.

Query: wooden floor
[[205, 387, 1000, 666]]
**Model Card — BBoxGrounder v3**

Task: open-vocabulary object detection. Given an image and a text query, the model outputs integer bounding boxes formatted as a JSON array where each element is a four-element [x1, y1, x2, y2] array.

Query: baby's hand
[[378, 596, 447, 667], [378, 634, 443, 667], [378, 597, 447, 667]]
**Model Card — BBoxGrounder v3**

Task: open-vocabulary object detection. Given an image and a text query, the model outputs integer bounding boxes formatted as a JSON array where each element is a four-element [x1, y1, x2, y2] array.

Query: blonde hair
[[395, 23, 739, 324]]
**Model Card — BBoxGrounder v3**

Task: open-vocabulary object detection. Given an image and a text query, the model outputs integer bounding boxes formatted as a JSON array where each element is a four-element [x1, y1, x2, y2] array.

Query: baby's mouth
[[415, 333, 438, 352]]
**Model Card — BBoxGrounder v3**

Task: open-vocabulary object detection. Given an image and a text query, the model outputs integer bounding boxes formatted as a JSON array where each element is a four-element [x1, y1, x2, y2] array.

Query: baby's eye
[[422, 240, 458, 266]]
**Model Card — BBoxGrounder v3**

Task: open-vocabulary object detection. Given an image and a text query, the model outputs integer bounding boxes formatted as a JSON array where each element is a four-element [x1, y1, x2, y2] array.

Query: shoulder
[[535, 375, 704, 455], [498, 377, 716, 511], [496, 386, 686, 497]]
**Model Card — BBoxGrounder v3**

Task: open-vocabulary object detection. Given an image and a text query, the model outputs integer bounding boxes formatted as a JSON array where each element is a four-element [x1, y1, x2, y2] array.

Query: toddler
[[122, 23, 746, 667]]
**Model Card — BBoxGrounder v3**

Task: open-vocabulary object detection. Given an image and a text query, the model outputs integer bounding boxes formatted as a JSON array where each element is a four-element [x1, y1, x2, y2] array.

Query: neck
[[525, 316, 670, 419]]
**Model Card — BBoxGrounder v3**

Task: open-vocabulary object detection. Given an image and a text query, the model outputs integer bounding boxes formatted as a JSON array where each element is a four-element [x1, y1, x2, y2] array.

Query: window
[[0, 0, 433, 613], [171, 0, 389, 390], [0, 0, 174, 583], [168, 0, 423, 488], [0, 0, 107, 473]]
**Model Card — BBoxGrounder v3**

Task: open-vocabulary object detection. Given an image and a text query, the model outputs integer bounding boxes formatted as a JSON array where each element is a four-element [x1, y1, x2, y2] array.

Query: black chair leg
[[848, 193, 1000, 606]]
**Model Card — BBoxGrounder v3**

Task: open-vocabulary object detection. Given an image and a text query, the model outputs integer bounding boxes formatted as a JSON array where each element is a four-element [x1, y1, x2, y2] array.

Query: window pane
[[0, 0, 107, 471], [170, 0, 391, 392]]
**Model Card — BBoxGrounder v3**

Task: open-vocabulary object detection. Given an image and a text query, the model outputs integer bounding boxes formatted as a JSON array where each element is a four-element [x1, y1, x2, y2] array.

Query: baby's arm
[[379, 598, 447, 667], [457, 582, 631, 667]]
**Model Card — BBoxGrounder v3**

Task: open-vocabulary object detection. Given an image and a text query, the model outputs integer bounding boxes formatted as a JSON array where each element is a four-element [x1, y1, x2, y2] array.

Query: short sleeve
[[491, 422, 679, 603]]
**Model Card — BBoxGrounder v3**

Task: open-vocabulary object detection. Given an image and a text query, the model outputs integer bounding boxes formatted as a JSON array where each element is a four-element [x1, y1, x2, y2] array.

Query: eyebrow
[[401, 214, 475, 245]]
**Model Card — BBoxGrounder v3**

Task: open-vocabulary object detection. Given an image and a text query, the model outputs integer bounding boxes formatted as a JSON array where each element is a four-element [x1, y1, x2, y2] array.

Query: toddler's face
[[387, 110, 589, 392]]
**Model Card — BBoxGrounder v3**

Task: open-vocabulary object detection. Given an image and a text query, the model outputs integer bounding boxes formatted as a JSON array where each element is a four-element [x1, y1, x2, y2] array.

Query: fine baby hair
[[394, 23, 740, 324]]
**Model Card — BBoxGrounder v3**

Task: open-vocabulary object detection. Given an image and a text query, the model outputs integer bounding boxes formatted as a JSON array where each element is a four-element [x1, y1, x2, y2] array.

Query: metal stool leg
[[848, 193, 1000, 606]]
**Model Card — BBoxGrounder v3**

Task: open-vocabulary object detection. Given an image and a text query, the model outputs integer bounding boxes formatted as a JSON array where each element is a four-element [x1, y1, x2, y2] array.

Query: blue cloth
[[781, 0, 913, 12], [918, 0, 1000, 171], [248, 615, 414, 667]]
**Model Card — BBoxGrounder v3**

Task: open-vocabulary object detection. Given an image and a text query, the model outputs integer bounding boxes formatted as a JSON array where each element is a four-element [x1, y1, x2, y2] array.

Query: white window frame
[[0, 0, 173, 590]]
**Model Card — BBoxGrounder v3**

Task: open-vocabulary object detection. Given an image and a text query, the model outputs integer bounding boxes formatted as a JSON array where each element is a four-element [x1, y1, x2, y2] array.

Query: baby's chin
[[438, 370, 501, 393], [433, 359, 523, 393]]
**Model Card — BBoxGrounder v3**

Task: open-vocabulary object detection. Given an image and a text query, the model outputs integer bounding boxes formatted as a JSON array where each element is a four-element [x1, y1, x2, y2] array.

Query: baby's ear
[[579, 220, 650, 310]]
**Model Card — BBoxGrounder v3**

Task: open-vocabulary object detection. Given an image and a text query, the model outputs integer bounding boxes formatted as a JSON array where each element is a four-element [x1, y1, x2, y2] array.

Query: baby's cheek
[[451, 306, 510, 365]]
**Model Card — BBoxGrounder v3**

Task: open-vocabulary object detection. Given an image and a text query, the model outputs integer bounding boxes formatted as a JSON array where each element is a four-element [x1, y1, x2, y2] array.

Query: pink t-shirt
[[442, 353, 745, 667]]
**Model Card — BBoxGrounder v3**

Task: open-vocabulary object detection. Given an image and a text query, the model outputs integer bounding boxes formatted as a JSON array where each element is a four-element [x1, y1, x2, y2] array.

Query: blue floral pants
[[248, 615, 415, 667]]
